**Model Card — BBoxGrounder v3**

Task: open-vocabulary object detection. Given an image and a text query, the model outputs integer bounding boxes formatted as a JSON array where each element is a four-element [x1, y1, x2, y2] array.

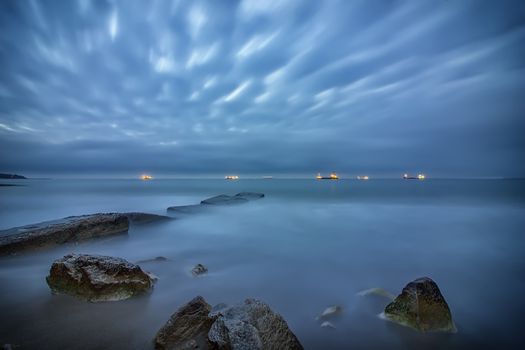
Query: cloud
[[0, 0, 524, 177]]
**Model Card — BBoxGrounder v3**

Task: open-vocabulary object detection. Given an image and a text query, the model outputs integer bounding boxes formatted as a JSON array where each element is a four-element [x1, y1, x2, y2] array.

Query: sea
[[0, 178, 524, 349]]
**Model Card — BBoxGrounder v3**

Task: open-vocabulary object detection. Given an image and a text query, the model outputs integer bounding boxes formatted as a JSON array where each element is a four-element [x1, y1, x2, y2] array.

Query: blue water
[[1, 179, 524, 349]]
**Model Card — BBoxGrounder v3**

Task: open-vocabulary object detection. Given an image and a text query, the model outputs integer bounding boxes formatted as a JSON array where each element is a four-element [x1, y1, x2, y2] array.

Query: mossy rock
[[384, 277, 456, 333]]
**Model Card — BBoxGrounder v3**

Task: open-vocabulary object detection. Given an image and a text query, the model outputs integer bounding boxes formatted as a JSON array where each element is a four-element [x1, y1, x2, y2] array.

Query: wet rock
[[320, 321, 336, 329], [155, 296, 303, 350], [167, 193, 265, 217], [124, 212, 172, 224], [316, 305, 343, 320], [46, 253, 155, 302], [192, 263, 208, 276], [154, 296, 217, 350], [357, 287, 395, 300], [201, 192, 265, 206], [0, 213, 130, 255], [167, 204, 209, 215], [208, 298, 303, 349], [137, 256, 169, 264], [234, 192, 265, 200], [383, 277, 456, 333], [201, 194, 248, 206]]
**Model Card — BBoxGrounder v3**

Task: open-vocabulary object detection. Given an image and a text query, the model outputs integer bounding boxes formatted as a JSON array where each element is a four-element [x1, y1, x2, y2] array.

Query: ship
[[141, 174, 153, 180], [262, 176, 273, 179], [357, 175, 369, 180], [403, 173, 425, 180], [225, 175, 239, 180], [316, 172, 339, 180]]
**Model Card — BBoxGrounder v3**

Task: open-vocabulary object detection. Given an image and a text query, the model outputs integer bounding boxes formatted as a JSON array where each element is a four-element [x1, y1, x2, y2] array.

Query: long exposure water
[[1, 178, 524, 349]]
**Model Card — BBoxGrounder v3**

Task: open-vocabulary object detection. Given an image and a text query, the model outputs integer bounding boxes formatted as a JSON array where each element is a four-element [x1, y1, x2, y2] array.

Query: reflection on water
[[1, 179, 524, 349]]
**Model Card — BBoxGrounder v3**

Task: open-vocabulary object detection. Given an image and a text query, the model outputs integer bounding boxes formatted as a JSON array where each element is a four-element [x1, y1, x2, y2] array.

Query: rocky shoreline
[[0, 192, 457, 348]]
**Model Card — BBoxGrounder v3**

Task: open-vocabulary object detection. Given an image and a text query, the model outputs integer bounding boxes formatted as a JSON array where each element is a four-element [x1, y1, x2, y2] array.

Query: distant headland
[[0, 173, 27, 179]]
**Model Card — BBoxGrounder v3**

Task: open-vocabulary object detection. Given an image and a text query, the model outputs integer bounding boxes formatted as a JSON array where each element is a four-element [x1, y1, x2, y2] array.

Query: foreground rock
[[383, 277, 456, 333], [167, 192, 265, 216], [155, 296, 217, 349], [46, 253, 155, 302], [0, 212, 172, 255], [154, 296, 303, 349]]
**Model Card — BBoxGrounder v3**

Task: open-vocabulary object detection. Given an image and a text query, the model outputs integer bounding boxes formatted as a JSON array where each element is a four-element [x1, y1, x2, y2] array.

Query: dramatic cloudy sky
[[0, 0, 524, 177]]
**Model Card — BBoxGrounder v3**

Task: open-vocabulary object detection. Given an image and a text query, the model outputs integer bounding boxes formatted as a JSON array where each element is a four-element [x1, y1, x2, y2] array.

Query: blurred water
[[0, 179, 524, 349]]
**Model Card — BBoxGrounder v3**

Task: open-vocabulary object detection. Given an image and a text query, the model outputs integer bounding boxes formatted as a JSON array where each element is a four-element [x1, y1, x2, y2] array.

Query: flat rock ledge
[[383, 277, 456, 333], [46, 253, 155, 302], [0, 212, 171, 255], [154, 296, 303, 350], [167, 192, 265, 215]]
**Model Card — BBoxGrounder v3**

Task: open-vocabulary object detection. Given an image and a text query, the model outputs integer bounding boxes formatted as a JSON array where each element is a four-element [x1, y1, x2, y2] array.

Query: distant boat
[[403, 173, 425, 180], [141, 174, 153, 180], [225, 175, 239, 180], [357, 175, 369, 180], [316, 172, 339, 180], [262, 176, 273, 179]]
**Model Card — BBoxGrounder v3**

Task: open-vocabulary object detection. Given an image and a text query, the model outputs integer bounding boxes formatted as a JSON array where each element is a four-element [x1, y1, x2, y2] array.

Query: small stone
[[191, 263, 208, 276]]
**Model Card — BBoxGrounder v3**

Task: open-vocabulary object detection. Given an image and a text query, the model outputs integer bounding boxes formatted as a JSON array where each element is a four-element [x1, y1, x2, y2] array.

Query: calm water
[[1, 179, 524, 349]]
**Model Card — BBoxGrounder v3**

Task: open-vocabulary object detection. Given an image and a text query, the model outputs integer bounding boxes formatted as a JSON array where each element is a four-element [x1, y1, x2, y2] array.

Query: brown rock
[[154, 296, 217, 350], [46, 253, 154, 302], [0, 213, 129, 255], [383, 277, 456, 333]]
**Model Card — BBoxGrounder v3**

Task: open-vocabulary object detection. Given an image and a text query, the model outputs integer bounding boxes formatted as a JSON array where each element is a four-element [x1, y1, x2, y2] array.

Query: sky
[[0, 0, 524, 178]]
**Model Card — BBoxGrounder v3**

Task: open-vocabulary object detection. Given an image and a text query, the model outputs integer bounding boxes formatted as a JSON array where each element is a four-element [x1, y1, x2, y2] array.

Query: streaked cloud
[[0, 0, 523, 177]]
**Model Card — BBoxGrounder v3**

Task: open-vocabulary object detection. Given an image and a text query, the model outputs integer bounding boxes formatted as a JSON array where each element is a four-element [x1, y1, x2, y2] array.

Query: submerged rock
[[167, 204, 209, 215], [316, 305, 343, 320], [192, 263, 208, 276], [167, 193, 265, 217], [383, 277, 456, 333], [0, 213, 129, 255], [46, 253, 155, 302], [357, 287, 395, 300], [320, 321, 336, 329], [201, 192, 265, 206], [154, 296, 217, 350], [124, 212, 172, 224], [137, 256, 169, 264], [155, 296, 303, 350]]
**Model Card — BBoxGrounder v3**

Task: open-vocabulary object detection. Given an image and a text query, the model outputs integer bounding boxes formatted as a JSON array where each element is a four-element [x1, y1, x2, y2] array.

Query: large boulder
[[0, 213, 130, 255], [154, 296, 303, 350], [46, 253, 155, 302], [383, 277, 456, 333]]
